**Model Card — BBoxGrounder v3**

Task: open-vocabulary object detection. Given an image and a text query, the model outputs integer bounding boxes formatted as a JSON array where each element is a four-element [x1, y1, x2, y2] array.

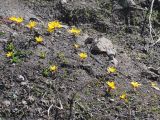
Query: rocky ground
[[0, 0, 160, 120]]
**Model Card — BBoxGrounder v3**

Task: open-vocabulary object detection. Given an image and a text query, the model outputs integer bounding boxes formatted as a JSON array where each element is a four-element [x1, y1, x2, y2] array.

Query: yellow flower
[[131, 81, 141, 89], [74, 44, 80, 49], [107, 66, 116, 73], [79, 52, 87, 60], [151, 82, 156, 87], [47, 20, 62, 32], [9, 16, 17, 21], [16, 17, 23, 23], [26, 20, 37, 29], [106, 81, 116, 90], [68, 27, 81, 35], [151, 82, 160, 91], [49, 65, 58, 72], [9, 16, 23, 23], [120, 93, 128, 102], [35, 36, 43, 44], [6, 52, 13, 58]]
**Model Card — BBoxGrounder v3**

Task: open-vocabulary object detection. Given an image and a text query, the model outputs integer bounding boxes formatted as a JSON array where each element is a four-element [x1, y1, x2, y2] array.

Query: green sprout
[[39, 52, 46, 59], [42, 68, 50, 77], [6, 42, 14, 51]]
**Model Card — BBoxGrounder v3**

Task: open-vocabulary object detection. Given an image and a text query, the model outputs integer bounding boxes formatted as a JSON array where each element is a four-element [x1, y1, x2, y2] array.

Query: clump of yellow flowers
[[79, 52, 87, 60], [47, 20, 62, 32], [49, 65, 58, 72], [26, 20, 37, 29], [68, 27, 81, 36], [106, 81, 116, 92], [9, 16, 24, 24], [6, 51, 13, 58], [107, 66, 117, 74], [35, 36, 43, 44], [131, 81, 141, 90]]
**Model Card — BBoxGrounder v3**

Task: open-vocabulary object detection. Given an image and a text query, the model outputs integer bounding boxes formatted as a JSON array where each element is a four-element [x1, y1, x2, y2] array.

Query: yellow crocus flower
[[35, 36, 43, 44], [6, 52, 13, 58], [106, 81, 116, 90], [79, 52, 87, 60], [9, 16, 23, 23], [49, 65, 58, 72], [47, 20, 62, 32], [107, 66, 117, 73], [131, 81, 141, 89], [26, 20, 37, 29], [68, 27, 81, 36], [120, 93, 128, 102]]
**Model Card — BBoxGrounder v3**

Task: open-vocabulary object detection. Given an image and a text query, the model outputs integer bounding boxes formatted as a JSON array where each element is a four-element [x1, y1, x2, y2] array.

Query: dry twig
[[148, 0, 155, 42], [55, 100, 63, 110], [48, 104, 53, 117], [148, 0, 160, 46]]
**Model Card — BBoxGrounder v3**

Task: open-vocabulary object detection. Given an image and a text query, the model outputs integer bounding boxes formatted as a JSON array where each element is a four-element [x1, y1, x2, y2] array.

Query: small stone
[[21, 81, 28, 86], [61, 0, 67, 4], [22, 100, 27, 105], [18, 75, 25, 81], [3, 100, 11, 107], [13, 108, 18, 113], [109, 98, 115, 102]]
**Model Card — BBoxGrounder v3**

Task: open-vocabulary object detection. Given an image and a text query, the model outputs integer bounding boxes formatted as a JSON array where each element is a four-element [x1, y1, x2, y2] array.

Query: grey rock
[[148, 67, 160, 75], [110, 57, 118, 66], [91, 37, 116, 56], [135, 63, 159, 81], [118, 0, 136, 8], [77, 34, 92, 46], [141, 70, 159, 81]]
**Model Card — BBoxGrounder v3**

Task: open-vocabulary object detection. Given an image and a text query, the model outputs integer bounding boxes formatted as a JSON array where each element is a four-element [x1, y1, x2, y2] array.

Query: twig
[[48, 104, 53, 117], [149, 0, 155, 41], [151, 37, 160, 46], [128, 103, 131, 120], [55, 100, 63, 110]]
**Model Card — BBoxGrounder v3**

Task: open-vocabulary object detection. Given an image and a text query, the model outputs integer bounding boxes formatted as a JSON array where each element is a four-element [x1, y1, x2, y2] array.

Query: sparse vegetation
[[0, 0, 160, 120]]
